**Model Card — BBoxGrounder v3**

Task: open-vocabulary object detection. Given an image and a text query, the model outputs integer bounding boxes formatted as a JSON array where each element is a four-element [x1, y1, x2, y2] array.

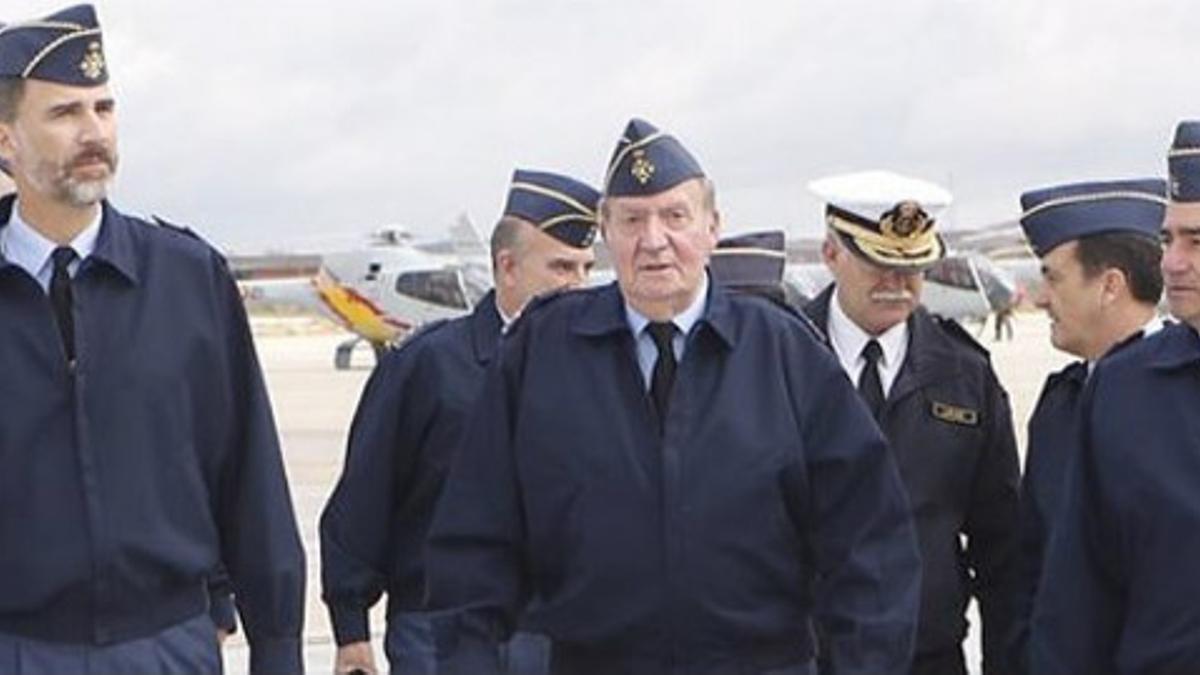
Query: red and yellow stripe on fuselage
[[312, 268, 410, 344]]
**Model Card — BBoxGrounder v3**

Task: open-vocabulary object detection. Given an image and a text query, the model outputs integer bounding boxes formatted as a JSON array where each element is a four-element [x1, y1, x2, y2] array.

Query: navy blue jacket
[[1010, 361, 1085, 672], [0, 197, 305, 673], [1031, 323, 1200, 674], [806, 288, 1021, 674], [320, 292, 502, 645], [426, 282, 922, 674]]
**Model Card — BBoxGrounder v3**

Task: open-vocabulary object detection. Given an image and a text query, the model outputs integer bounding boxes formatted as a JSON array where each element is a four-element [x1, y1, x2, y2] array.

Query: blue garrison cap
[[0, 5, 107, 85], [1169, 120, 1200, 203], [1019, 178, 1167, 256], [603, 118, 705, 197], [503, 169, 600, 248], [710, 230, 787, 288]]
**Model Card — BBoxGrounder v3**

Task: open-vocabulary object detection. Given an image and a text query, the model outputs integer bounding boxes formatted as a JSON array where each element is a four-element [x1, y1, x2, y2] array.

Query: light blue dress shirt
[[0, 199, 101, 292], [623, 274, 709, 389]]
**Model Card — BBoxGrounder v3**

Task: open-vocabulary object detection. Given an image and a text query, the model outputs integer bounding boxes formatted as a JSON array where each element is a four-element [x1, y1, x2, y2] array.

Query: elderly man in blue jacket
[[1030, 122, 1200, 674], [426, 118, 922, 675], [0, 5, 305, 673]]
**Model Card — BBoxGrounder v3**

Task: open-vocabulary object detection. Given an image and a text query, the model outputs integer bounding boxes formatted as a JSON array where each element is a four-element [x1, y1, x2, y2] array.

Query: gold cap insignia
[[880, 200, 928, 240], [79, 41, 105, 81], [931, 401, 979, 426], [630, 149, 655, 185]]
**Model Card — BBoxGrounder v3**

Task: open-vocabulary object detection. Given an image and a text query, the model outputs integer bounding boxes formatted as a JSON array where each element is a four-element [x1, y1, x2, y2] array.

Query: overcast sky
[[16, 0, 1198, 252]]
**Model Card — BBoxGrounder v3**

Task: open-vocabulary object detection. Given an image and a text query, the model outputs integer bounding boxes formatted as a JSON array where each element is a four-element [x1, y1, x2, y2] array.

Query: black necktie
[[858, 339, 885, 420], [49, 246, 77, 362], [647, 322, 678, 424]]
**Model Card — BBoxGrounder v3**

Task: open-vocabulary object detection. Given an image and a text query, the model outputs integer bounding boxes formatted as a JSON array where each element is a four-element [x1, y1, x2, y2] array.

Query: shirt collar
[[828, 285, 908, 367], [1142, 314, 1166, 337], [1, 198, 101, 278], [624, 274, 709, 339]]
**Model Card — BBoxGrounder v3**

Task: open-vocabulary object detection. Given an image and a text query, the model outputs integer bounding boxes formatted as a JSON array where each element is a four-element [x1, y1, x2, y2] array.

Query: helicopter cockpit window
[[395, 269, 469, 310]]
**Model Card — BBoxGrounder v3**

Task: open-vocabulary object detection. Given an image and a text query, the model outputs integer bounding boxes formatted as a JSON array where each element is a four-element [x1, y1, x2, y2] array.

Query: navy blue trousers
[[0, 613, 220, 674]]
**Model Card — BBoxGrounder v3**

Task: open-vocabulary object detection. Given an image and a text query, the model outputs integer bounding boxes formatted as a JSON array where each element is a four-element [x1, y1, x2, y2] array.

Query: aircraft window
[[395, 270, 469, 309], [924, 258, 977, 290]]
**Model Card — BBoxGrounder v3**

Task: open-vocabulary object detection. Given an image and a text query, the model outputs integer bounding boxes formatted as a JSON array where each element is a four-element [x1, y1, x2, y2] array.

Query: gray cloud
[[16, 0, 1195, 250]]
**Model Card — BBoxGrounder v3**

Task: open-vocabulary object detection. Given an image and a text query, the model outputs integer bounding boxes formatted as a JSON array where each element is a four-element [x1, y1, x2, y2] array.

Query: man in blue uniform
[[1011, 177, 1166, 672], [803, 171, 1021, 675], [426, 119, 922, 675], [0, 5, 305, 673], [1030, 122, 1200, 674], [320, 169, 599, 674]]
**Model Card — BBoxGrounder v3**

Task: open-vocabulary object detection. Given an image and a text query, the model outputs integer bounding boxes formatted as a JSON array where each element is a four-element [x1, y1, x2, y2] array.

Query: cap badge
[[630, 149, 655, 185], [79, 42, 105, 81], [880, 200, 928, 240]]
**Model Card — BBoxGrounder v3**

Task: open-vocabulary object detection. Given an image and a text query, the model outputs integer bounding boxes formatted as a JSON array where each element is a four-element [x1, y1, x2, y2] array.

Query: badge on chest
[[930, 401, 979, 426]]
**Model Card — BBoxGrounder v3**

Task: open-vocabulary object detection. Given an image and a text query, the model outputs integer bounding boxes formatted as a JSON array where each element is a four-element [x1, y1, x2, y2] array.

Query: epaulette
[[1103, 328, 1148, 360], [396, 317, 453, 349], [932, 314, 990, 360], [776, 296, 829, 347], [1045, 360, 1087, 388], [152, 215, 201, 240], [152, 215, 227, 264], [504, 286, 577, 336], [733, 290, 830, 348]]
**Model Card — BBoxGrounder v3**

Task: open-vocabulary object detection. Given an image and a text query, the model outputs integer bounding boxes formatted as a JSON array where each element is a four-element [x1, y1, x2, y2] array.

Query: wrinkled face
[[602, 178, 719, 316], [0, 79, 118, 208], [1035, 241, 1106, 358], [823, 235, 923, 335], [503, 224, 595, 312], [1162, 202, 1200, 329]]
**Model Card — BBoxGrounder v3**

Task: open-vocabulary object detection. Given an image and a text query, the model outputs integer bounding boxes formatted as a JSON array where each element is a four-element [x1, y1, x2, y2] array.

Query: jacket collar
[[469, 290, 503, 365], [571, 277, 737, 350], [1, 195, 139, 285], [1147, 322, 1200, 371], [805, 283, 964, 402]]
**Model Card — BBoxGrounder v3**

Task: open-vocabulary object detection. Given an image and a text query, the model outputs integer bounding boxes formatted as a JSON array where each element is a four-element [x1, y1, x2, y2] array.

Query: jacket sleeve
[[964, 370, 1022, 674], [319, 351, 425, 645], [1012, 445, 1045, 675], [211, 257, 307, 674], [208, 566, 238, 634], [790, 356, 922, 675], [1029, 369, 1125, 675], [424, 336, 528, 674]]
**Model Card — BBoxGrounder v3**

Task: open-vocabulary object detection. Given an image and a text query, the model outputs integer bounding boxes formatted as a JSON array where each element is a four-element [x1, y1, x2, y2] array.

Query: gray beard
[[59, 177, 111, 207]]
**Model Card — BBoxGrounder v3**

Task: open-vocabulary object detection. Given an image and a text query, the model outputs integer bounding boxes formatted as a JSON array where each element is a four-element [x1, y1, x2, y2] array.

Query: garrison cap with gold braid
[[1169, 120, 1200, 203], [809, 170, 950, 269], [710, 230, 787, 289], [503, 169, 600, 248], [1018, 178, 1166, 257], [604, 118, 704, 197], [0, 4, 107, 85]]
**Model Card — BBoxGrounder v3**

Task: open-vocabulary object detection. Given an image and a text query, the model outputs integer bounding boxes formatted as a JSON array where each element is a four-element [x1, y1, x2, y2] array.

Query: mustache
[[869, 289, 915, 302], [69, 145, 115, 170]]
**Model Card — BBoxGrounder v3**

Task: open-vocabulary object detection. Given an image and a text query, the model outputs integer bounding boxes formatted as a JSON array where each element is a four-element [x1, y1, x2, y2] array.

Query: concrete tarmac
[[222, 310, 1072, 673]]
